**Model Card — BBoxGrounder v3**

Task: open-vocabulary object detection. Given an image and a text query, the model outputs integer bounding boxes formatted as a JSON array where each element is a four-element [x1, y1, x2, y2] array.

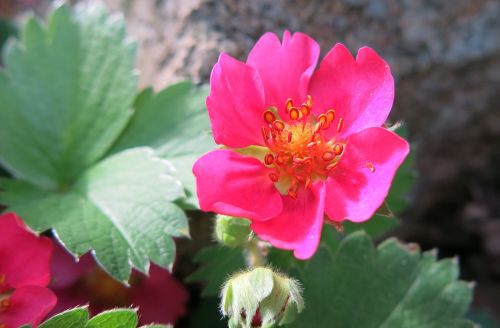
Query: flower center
[[261, 96, 345, 198]]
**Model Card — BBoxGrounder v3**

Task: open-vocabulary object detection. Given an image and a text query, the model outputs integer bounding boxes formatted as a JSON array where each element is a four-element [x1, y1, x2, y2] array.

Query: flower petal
[[0, 286, 57, 328], [193, 149, 283, 220], [246, 31, 320, 119], [207, 53, 266, 148], [310, 44, 394, 138], [325, 127, 409, 222], [0, 213, 53, 289], [251, 181, 326, 260], [129, 263, 188, 325]]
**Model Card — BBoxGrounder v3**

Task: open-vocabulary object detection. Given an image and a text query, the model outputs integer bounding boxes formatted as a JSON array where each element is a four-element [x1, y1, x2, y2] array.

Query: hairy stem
[[245, 237, 266, 268]]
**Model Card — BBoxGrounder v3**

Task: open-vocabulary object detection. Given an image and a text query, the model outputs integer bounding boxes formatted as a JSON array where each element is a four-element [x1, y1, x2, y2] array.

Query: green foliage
[[190, 229, 474, 328], [111, 82, 214, 208], [290, 232, 474, 328], [38, 307, 170, 328], [85, 309, 138, 328], [39, 307, 88, 328], [0, 17, 17, 56], [214, 216, 252, 248], [187, 245, 246, 296], [0, 4, 201, 282], [188, 225, 339, 297], [0, 148, 188, 282], [184, 297, 226, 328], [467, 310, 500, 328], [343, 214, 399, 239], [0, 5, 136, 188]]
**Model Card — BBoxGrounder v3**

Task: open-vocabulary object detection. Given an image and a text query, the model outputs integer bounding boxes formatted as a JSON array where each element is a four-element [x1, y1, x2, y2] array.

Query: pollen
[[261, 96, 346, 198], [0, 274, 5, 286], [332, 143, 343, 155], [263, 110, 276, 124], [366, 162, 376, 173]]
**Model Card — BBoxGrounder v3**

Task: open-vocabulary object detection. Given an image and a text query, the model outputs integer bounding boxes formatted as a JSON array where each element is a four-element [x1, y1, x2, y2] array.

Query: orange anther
[[318, 114, 327, 127], [337, 117, 344, 133], [333, 143, 344, 155], [326, 109, 335, 123], [287, 131, 293, 142], [289, 108, 300, 120], [295, 175, 305, 182], [269, 173, 279, 182], [286, 98, 294, 111], [322, 151, 335, 161], [276, 155, 285, 166], [273, 120, 285, 131], [300, 105, 310, 116], [263, 110, 276, 123], [366, 162, 376, 173], [0, 274, 5, 286], [288, 189, 297, 199], [307, 142, 316, 149], [264, 154, 274, 165]]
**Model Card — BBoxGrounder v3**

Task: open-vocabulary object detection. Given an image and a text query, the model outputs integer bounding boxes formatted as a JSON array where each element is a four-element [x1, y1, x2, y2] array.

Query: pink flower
[[49, 241, 188, 326], [193, 32, 410, 259], [0, 213, 56, 328]]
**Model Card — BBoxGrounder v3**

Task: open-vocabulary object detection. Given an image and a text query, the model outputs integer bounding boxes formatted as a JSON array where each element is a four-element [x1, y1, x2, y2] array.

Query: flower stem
[[245, 236, 266, 268]]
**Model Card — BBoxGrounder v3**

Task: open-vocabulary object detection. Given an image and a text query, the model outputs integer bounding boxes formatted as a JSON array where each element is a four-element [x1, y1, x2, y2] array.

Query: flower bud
[[220, 267, 304, 328], [214, 215, 251, 248]]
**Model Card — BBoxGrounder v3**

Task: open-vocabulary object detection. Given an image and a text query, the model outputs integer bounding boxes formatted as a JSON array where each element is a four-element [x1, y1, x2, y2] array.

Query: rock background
[[6, 0, 500, 319]]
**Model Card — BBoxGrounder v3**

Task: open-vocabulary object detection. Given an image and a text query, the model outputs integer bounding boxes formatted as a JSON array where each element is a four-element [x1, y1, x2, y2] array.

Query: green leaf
[[39, 307, 145, 328], [39, 307, 89, 328], [111, 82, 214, 208], [186, 245, 246, 297], [343, 215, 400, 239], [0, 148, 188, 282], [184, 297, 226, 328], [467, 310, 500, 328], [290, 232, 474, 328], [86, 309, 138, 328], [0, 17, 17, 55], [0, 4, 137, 189]]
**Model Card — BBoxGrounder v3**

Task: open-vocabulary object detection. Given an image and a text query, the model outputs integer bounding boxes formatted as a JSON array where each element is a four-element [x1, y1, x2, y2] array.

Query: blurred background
[[1, 0, 499, 325]]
